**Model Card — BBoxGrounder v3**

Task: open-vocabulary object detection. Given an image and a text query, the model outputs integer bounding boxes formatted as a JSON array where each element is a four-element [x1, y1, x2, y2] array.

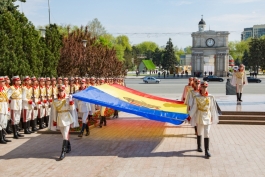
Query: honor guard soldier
[[181, 77, 194, 102], [8, 76, 24, 139], [22, 76, 34, 134], [44, 77, 52, 127], [189, 81, 219, 158], [57, 77, 63, 85], [31, 77, 39, 132], [4, 76, 12, 134], [51, 84, 75, 160], [98, 78, 107, 128], [38, 77, 47, 129], [231, 64, 248, 102], [63, 77, 70, 98], [77, 79, 91, 137], [185, 79, 201, 135], [74, 77, 80, 93], [0, 76, 11, 144]]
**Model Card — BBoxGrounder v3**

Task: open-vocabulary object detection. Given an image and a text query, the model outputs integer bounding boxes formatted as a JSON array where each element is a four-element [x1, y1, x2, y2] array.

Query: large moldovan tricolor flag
[[73, 84, 188, 125]]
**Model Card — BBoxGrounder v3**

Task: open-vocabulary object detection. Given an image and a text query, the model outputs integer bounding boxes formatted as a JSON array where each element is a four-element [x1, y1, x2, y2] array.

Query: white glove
[[69, 95, 73, 101], [32, 102, 36, 107]]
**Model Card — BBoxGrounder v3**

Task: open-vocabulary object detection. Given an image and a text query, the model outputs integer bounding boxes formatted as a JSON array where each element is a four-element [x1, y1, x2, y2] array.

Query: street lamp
[[39, 28, 46, 38], [82, 40, 87, 48]]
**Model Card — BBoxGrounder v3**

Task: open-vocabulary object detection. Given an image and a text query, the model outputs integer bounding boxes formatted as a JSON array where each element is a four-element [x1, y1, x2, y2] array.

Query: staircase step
[[219, 115, 265, 121], [219, 120, 265, 125], [222, 111, 265, 116]]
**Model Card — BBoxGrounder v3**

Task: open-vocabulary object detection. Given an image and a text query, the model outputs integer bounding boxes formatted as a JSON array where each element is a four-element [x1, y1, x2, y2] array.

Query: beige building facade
[[191, 17, 230, 77]]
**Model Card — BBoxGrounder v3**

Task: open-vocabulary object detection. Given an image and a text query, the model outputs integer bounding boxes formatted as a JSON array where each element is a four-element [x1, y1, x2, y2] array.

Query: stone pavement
[[1, 113, 265, 177]]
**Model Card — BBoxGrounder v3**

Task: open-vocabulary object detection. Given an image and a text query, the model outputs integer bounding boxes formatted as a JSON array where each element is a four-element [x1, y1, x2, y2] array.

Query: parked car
[[203, 75, 224, 82], [247, 77, 262, 83], [143, 77, 160, 84]]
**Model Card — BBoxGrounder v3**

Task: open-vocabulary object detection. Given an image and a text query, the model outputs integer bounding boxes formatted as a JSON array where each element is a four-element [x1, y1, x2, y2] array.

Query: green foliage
[[135, 41, 158, 54], [161, 38, 177, 70], [152, 48, 163, 66], [247, 38, 265, 72], [228, 39, 250, 62], [87, 18, 107, 38]]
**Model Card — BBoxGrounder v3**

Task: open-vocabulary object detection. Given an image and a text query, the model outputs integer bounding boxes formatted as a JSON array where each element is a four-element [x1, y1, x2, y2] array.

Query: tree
[[161, 38, 177, 71], [0, 1, 43, 77], [248, 38, 265, 73], [242, 50, 249, 69], [87, 18, 107, 38], [135, 41, 158, 54], [152, 48, 163, 67], [228, 40, 250, 62], [40, 24, 63, 77]]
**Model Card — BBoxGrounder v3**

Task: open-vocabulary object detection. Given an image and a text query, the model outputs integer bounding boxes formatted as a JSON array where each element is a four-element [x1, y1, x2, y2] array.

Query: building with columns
[[191, 17, 230, 77]]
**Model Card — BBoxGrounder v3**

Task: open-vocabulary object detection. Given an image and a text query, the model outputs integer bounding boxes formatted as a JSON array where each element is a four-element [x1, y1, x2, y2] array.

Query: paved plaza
[[1, 112, 265, 177]]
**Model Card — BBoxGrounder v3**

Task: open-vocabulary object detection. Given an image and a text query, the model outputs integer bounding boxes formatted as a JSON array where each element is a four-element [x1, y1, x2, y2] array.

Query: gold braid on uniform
[[196, 97, 210, 112], [235, 72, 244, 79], [54, 99, 66, 112]]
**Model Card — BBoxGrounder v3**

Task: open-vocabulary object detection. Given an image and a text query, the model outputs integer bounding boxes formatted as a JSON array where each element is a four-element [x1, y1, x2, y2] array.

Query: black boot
[[0, 130, 7, 144], [27, 121, 33, 133], [239, 93, 243, 102], [16, 125, 24, 137], [236, 93, 239, 102], [204, 138, 211, 158], [30, 120, 36, 132], [38, 118, 43, 129], [2, 130, 11, 142], [85, 124, 90, 136], [20, 118, 24, 129], [103, 116, 106, 126], [33, 119, 38, 131], [6, 120, 13, 134], [42, 117, 46, 128], [45, 116, 49, 127], [78, 124, 85, 137], [197, 136, 203, 152], [66, 140, 71, 153], [24, 122, 31, 134], [194, 126, 197, 135], [12, 125, 19, 139], [59, 140, 67, 160], [98, 116, 103, 128]]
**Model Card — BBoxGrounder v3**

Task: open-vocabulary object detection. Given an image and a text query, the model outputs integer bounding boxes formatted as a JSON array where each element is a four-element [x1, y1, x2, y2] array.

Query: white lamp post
[[39, 28, 46, 38]]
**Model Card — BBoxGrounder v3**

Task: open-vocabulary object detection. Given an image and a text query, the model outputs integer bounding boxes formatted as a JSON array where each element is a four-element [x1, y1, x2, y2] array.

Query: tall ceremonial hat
[[4, 76, 9, 81], [63, 77, 68, 81], [51, 77, 56, 81], [23, 76, 30, 81], [70, 77, 75, 81], [31, 76, 37, 81], [57, 84, 65, 91], [80, 78, 86, 83], [12, 76, 20, 81], [195, 78, 201, 84], [100, 77, 105, 82], [90, 77, 95, 81], [0, 76, 5, 82], [201, 81, 208, 87], [46, 77, 51, 81], [189, 77, 194, 81], [57, 76, 62, 81], [39, 77, 45, 82]]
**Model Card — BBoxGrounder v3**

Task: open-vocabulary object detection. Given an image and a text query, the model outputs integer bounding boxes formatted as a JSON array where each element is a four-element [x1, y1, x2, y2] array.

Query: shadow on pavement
[[1, 120, 201, 160]]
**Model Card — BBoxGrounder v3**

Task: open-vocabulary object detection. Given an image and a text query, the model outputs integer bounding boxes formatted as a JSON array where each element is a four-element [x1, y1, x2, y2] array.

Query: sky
[[16, 0, 265, 48]]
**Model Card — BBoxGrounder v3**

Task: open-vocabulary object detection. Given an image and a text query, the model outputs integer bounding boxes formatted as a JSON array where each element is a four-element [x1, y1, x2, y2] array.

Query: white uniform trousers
[[89, 103, 96, 115], [11, 110, 21, 125], [79, 112, 89, 123], [236, 84, 243, 93], [197, 124, 211, 138], [0, 114, 7, 130], [23, 109, 32, 122], [32, 109, 38, 120], [59, 125, 70, 140]]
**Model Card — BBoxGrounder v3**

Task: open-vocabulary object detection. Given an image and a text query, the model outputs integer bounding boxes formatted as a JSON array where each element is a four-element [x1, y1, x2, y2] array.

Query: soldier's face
[[15, 80, 20, 85], [58, 80, 62, 84], [6, 79, 10, 84], [46, 81, 51, 85]]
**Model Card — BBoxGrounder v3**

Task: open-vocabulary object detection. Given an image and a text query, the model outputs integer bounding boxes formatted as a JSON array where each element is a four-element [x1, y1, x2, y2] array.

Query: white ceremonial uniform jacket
[[189, 94, 219, 126], [0, 87, 9, 115], [231, 71, 248, 86], [51, 97, 74, 127], [22, 85, 33, 110], [8, 86, 22, 111], [184, 89, 200, 126]]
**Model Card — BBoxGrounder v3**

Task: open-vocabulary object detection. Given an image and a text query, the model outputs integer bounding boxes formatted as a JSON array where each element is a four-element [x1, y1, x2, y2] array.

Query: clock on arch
[[206, 38, 215, 47]]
